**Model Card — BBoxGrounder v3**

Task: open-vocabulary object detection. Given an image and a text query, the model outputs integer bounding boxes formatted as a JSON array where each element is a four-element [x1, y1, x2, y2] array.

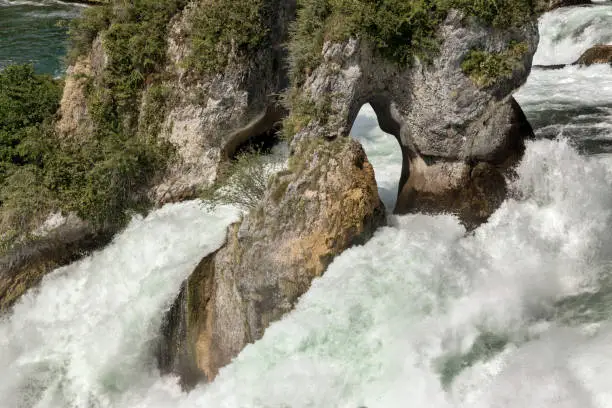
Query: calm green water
[[0, 0, 84, 76]]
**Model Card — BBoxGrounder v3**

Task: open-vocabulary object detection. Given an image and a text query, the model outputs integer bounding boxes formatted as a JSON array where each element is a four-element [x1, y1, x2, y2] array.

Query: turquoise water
[[0, 0, 84, 76]]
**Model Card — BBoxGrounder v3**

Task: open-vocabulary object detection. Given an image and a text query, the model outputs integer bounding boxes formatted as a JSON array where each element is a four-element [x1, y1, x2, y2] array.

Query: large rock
[[158, 7, 539, 387], [573, 44, 612, 66], [158, 138, 386, 385], [151, 0, 296, 203], [289, 10, 537, 228]]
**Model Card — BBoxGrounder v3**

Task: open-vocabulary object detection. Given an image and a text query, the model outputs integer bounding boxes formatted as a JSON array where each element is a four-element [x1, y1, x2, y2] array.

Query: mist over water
[[1, 4, 612, 408]]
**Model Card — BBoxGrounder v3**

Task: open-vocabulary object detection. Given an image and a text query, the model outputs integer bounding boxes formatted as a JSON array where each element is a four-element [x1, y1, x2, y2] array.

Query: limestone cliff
[[152, 0, 296, 202]]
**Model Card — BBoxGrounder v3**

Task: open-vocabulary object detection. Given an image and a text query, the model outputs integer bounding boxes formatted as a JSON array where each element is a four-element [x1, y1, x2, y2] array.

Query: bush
[[185, 0, 271, 75], [200, 149, 282, 211], [68, 5, 112, 62], [0, 65, 62, 166]]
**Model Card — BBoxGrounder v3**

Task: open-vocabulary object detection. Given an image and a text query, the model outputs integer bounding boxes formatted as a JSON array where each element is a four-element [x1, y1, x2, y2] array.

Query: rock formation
[[152, 0, 296, 203], [534, 43, 612, 70], [286, 10, 537, 228], [574, 44, 612, 66], [158, 2, 538, 385], [0, 214, 113, 312], [159, 137, 385, 386]]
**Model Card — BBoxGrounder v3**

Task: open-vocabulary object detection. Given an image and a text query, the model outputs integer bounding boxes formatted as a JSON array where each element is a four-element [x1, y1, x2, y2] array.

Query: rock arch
[[288, 10, 537, 227], [349, 103, 402, 210]]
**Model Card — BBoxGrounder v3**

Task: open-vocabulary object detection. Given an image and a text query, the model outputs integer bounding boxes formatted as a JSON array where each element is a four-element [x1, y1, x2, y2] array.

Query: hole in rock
[[349, 104, 402, 210], [230, 123, 282, 159]]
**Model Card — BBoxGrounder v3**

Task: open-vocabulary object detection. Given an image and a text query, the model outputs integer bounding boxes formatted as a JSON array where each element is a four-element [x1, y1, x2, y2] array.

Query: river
[[1, 3, 612, 408]]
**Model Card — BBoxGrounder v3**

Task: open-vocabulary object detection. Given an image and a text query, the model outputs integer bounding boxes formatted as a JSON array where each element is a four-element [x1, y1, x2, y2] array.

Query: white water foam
[[119, 138, 612, 408], [351, 104, 402, 210], [534, 4, 612, 65], [0, 201, 240, 408]]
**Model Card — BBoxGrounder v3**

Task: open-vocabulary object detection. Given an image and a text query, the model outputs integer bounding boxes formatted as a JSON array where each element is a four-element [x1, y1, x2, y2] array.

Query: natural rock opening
[[221, 104, 286, 160], [349, 103, 402, 210], [229, 123, 282, 159]]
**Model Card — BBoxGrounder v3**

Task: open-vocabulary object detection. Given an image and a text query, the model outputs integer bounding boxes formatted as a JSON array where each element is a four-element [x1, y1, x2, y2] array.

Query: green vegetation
[[200, 149, 282, 212], [289, 0, 535, 86], [1, 1, 190, 250], [186, 0, 271, 75], [461, 41, 528, 87], [0, 65, 63, 244], [0, 65, 170, 252], [282, 90, 333, 142]]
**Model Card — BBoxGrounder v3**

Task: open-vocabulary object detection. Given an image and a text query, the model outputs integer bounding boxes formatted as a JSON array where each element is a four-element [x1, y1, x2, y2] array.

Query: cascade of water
[[1, 4, 612, 408]]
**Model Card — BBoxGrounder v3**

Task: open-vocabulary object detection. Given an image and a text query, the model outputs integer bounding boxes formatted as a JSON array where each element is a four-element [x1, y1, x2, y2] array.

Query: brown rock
[[573, 44, 612, 66], [158, 137, 386, 384]]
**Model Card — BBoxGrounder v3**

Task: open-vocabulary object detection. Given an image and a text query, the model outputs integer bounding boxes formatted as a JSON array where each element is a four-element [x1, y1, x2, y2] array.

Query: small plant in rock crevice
[[200, 149, 284, 212]]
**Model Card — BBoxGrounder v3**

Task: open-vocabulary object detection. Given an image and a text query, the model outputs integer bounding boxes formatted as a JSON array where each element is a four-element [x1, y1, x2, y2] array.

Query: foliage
[[289, 0, 534, 85], [449, 0, 534, 28], [200, 149, 282, 211], [62, 0, 186, 227], [67, 5, 111, 62], [281, 90, 333, 142], [1, 1, 187, 246], [185, 0, 271, 75], [0, 66, 60, 245], [0, 66, 172, 251], [0, 65, 62, 166], [461, 41, 528, 87]]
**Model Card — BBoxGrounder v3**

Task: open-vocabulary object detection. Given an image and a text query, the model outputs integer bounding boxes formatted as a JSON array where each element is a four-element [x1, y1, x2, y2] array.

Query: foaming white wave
[[514, 64, 612, 146], [516, 65, 612, 109], [535, 4, 612, 65], [0, 201, 240, 408], [114, 138, 612, 408], [351, 104, 402, 210]]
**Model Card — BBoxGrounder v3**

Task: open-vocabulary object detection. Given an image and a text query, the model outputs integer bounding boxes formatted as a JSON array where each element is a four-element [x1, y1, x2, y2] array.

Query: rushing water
[[0, 0, 84, 76], [1, 4, 612, 408]]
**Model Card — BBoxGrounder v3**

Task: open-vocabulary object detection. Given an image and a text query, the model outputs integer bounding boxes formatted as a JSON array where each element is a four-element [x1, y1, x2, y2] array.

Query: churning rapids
[[2, 4, 612, 408]]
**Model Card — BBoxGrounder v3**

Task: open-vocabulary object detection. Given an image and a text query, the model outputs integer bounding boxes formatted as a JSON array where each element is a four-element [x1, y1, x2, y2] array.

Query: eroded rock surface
[[290, 10, 537, 227], [56, 36, 106, 139], [0, 213, 112, 313], [152, 0, 296, 203], [159, 138, 385, 384]]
